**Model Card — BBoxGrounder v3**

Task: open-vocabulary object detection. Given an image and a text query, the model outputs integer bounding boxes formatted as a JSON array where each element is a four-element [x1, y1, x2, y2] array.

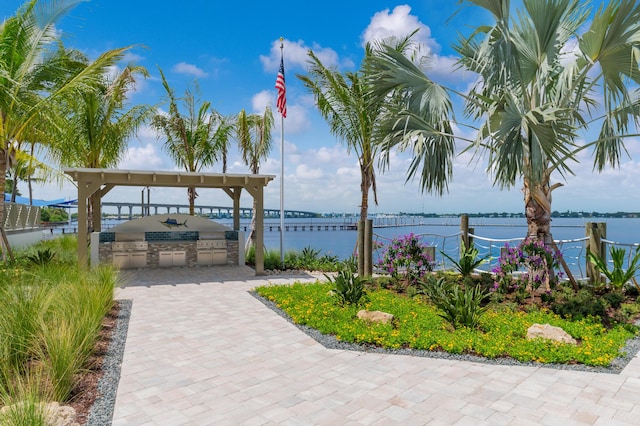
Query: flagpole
[[278, 38, 285, 269]]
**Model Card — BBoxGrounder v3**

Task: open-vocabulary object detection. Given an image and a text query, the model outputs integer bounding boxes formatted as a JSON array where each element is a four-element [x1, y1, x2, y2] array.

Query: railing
[[3, 203, 41, 231], [372, 228, 640, 283]]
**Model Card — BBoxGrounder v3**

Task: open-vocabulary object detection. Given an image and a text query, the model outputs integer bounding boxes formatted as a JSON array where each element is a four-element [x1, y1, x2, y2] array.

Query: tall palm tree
[[366, 0, 640, 246], [152, 68, 234, 215], [49, 58, 153, 231], [0, 0, 132, 257], [236, 107, 273, 246], [298, 36, 425, 222]]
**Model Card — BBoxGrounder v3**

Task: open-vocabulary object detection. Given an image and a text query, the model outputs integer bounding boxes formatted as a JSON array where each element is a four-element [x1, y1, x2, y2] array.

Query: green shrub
[[550, 289, 607, 320], [23, 247, 57, 266], [441, 242, 487, 277], [419, 276, 489, 329], [603, 291, 625, 310], [588, 245, 640, 290], [325, 268, 368, 306]]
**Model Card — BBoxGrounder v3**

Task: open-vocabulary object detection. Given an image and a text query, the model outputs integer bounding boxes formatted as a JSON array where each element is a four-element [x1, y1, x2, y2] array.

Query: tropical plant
[[298, 35, 418, 222], [442, 241, 486, 277], [236, 107, 274, 247], [419, 276, 489, 329], [377, 233, 434, 285], [0, 0, 135, 257], [24, 246, 56, 266], [493, 238, 563, 294], [152, 68, 234, 216], [587, 245, 640, 290], [365, 0, 640, 269], [325, 267, 368, 306], [50, 57, 153, 232]]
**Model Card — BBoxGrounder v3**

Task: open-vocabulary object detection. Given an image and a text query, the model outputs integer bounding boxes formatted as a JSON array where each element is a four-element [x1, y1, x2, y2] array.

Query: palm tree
[[236, 107, 274, 246], [152, 68, 234, 215], [298, 36, 425, 222], [49, 58, 153, 232], [0, 0, 132, 257], [366, 0, 640, 246]]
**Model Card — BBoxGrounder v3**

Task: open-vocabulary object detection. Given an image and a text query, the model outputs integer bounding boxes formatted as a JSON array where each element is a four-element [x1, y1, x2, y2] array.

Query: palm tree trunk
[[523, 177, 555, 292], [523, 178, 553, 244], [359, 167, 370, 222], [10, 174, 18, 202], [0, 147, 14, 260], [222, 148, 227, 174], [188, 186, 196, 216], [87, 193, 94, 234]]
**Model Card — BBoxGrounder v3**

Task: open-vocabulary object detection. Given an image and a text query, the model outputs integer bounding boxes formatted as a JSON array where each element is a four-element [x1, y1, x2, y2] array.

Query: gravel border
[[85, 299, 132, 426], [250, 291, 640, 375]]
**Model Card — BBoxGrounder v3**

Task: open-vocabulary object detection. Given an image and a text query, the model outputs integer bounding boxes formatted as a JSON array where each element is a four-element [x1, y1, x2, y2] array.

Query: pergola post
[[65, 168, 274, 275], [254, 186, 265, 275]]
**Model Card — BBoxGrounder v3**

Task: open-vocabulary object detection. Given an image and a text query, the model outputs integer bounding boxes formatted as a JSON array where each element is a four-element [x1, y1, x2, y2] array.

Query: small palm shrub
[[23, 247, 57, 266], [325, 268, 368, 306], [441, 241, 486, 277], [587, 245, 640, 290], [419, 276, 489, 329]]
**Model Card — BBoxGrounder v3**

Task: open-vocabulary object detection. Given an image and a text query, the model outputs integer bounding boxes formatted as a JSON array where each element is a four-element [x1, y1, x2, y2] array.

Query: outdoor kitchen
[[92, 214, 243, 269]]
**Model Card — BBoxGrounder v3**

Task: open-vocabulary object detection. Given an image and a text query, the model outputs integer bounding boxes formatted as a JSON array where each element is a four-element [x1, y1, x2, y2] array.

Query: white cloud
[[361, 6, 475, 91], [361, 5, 437, 52], [259, 38, 348, 72], [119, 143, 165, 170], [295, 164, 323, 179], [172, 62, 208, 78]]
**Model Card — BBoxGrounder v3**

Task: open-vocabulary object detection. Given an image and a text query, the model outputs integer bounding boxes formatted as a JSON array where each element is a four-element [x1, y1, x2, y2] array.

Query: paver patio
[[111, 266, 640, 425]]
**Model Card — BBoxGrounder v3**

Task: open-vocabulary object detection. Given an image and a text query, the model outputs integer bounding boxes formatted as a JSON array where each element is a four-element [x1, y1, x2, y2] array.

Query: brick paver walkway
[[111, 266, 640, 425]]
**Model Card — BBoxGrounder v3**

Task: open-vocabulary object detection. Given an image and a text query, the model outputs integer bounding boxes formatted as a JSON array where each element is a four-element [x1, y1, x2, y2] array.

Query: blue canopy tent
[[4, 194, 76, 207]]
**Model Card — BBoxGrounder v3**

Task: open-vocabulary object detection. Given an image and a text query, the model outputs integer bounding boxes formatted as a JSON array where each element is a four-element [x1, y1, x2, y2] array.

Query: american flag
[[275, 56, 287, 118]]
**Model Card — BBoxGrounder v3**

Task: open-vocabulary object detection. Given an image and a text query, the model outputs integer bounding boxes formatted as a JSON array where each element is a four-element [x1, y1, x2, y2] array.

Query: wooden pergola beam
[[64, 168, 275, 275]]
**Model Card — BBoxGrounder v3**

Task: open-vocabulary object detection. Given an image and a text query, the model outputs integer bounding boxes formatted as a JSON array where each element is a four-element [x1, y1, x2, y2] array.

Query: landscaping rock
[[527, 323, 577, 345], [357, 310, 394, 324], [0, 401, 79, 426]]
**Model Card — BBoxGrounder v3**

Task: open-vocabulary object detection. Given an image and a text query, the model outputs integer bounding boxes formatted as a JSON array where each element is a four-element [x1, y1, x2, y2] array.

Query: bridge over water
[[97, 202, 319, 220]]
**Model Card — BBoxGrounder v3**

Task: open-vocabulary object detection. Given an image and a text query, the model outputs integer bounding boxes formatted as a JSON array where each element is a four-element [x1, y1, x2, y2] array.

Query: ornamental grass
[[0, 236, 119, 423]]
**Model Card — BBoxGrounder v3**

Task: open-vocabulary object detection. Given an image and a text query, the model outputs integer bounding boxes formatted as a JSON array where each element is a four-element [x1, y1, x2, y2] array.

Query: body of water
[[55, 216, 640, 278], [250, 216, 639, 259]]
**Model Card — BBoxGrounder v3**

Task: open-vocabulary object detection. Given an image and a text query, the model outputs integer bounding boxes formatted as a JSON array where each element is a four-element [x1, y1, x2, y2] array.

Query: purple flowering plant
[[377, 233, 435, 285], [492, 238, 563, 294]]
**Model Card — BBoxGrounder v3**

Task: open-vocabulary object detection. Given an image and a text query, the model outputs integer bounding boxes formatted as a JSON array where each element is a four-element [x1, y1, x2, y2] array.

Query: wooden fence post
[[364, 219, 372, 277], [460, 214, 469, 254], [586, 222, 606, 284], [357, 220, 364, 276]]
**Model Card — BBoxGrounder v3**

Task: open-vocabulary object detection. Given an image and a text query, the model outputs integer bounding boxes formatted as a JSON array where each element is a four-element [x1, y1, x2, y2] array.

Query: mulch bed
[[67, 301, 120, 425]]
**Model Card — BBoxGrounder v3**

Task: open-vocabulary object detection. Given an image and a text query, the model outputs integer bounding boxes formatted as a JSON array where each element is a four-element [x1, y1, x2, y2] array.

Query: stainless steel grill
[[112, 241, 148, 269], [112, 241, 148, 251], [197, 239, 227, 265], [196, 240, 226, 249]]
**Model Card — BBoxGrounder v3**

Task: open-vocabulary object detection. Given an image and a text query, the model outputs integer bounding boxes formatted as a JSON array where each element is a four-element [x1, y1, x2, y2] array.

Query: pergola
[[63, 168, 275, 274]]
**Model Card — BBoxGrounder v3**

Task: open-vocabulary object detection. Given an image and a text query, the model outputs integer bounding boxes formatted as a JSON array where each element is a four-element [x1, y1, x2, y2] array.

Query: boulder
[[0, 401, 79, 426], [527, 323, 577, 345], [357, 310, 394, 324]]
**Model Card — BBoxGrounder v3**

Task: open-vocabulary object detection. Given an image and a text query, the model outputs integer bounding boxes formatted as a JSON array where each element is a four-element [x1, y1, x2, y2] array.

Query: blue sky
[[3, 0, 640, 215]]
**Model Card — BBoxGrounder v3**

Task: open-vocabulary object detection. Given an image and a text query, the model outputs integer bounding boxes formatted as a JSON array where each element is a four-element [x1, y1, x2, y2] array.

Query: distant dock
[[245, 217, 427, 232]]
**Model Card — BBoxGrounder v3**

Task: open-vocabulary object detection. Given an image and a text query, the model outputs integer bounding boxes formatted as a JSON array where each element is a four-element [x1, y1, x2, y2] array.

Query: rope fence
[[371, 226, 640, 283]]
